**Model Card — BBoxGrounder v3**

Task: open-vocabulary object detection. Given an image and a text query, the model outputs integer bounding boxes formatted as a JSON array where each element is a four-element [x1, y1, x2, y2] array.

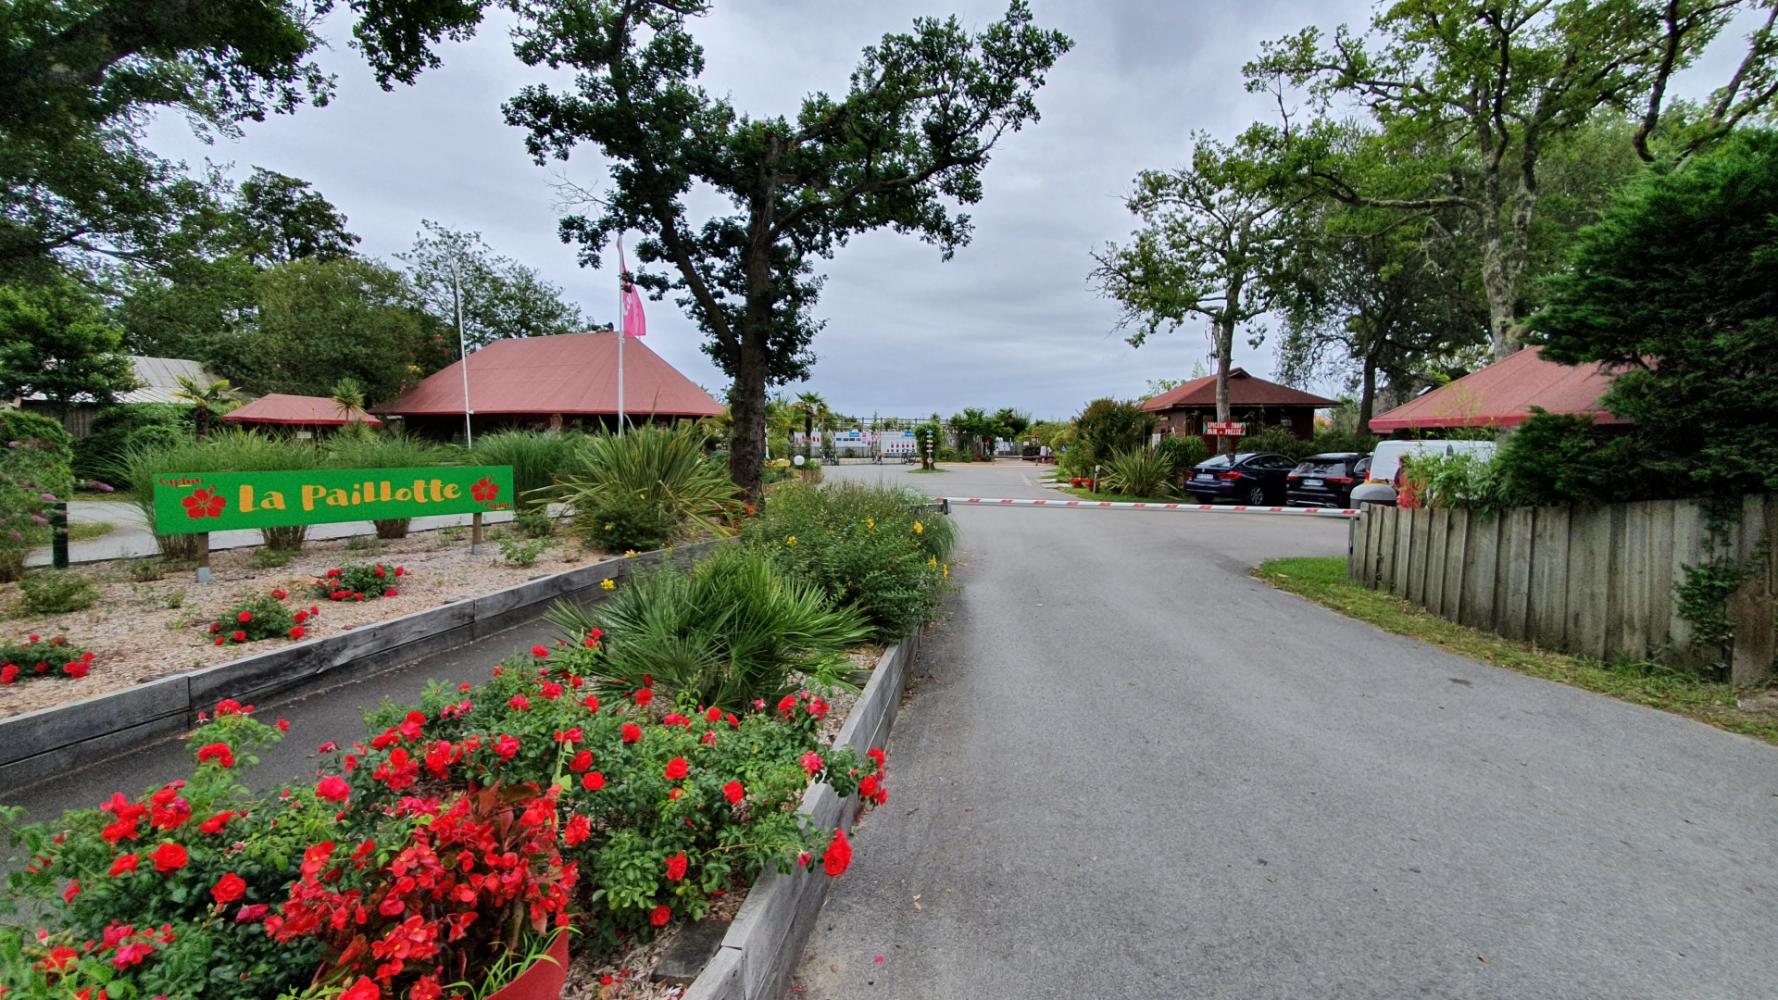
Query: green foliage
[[1487, 412, 1642, 507], [313, 562, 404, 601], [0, 276, 135, 411], [399, 220, 584, 353], [1675, 555, 1749, 667], [578, 491, 681, 555], [76, 404, 194, 481], [1534, 130, 1778, 500], [248, 546, 298, 570], [1100, 448, 1173, 498], [470, 431, 586, 512], [498, 535, 548, 567], [1401, 450, 1506, 512], [514, 508, 557, 539], [1070, 399, 1157, 472], [0, 634, 93, 684], [0, 410, 75, 582], [1238, 426, 1315, 461], [326, 431, 452, 471], [555, 424, 740, 544], [231, 169, 360, 266], [1154, 435, 1208, 478], [547, 546, 871, 710], [19, 572, 99, 615], [743, 482, 954, 641], [207, 592, 302, 644], [227, 258, 440, 403], [127, 558, 168, 582]]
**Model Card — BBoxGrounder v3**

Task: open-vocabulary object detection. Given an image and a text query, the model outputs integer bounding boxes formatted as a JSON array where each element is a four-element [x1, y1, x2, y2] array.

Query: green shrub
[[1073, 399, 1156, 470], [313, 561, 405, 601], [127, 558, 167, 582], [1401, 450, 1506, 511], [515, 508, 557, 539], [470, 430, 586, 511], [261, 524, 307, 551], [328, 433, 454, 540], [1305, 428, 1371, 457], [248, 546, 298, 569], [1154, 435, 1208, 479], [0, 633, 94, 683], [546, 545, 871, 709], [1238, 426, 1319, 461], [205, 591, 307, 644], [1100, 448, 1173, 498], [74, 403, 192, 481], [118, 421, 190, 458], [19, 571, 100, 614], [743, 482, 954, 641], [1492, 411, 1644, 507], [1, 410, 75, 582], [556, 424, 739, 549], [499, 535, 549, 567]]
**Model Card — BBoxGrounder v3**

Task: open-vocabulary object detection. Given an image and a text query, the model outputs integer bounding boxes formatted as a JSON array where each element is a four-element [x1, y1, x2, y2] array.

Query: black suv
[[1285, 452, 1370, 508]]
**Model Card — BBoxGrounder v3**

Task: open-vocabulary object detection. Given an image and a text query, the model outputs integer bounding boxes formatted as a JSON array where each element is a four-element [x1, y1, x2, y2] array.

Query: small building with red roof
[[1141, 369, 1337, 450], [1368, 346, 1626, 433], [378, 331, 722, 437], [220, 393, 383, 431]]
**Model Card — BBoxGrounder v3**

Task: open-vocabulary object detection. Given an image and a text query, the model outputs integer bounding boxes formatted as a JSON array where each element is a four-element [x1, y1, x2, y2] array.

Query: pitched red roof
[[1140, 369, 1337, 411], [379, 332, 722, 419], [1369, 346, 1627, 432], [221, 393, 383, 427]]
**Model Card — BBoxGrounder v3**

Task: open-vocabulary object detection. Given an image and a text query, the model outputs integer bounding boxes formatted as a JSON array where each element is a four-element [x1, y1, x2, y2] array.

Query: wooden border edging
[[0, 541, 723, 791], [684, 632, 921, 1000]]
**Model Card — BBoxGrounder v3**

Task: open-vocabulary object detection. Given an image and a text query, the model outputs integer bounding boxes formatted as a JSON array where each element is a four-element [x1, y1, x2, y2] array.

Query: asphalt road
[[796, 461, 1778, 1000]]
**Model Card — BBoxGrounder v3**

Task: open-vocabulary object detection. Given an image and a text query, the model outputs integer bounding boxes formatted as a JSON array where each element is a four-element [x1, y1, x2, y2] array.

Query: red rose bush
[[0, 634, 94, 684], [205, 591, 318, 645], [314, 563, 406, 603]]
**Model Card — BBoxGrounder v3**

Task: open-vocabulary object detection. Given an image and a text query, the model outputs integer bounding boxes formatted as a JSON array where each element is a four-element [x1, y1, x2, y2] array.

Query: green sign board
[[152, 466, 515, 535]]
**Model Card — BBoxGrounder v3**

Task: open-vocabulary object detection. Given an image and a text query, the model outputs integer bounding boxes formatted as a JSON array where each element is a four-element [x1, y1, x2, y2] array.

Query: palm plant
[[171, 376, 238, 439], [546, 546, 869, 710], [553, 423, 740, 542], [1100, 447, 1174, 499], [789, 391, 831, 460]]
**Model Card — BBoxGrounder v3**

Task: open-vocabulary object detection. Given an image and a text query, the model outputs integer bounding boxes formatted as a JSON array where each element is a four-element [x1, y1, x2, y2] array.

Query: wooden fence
[[1347, 495, 1776, 684]]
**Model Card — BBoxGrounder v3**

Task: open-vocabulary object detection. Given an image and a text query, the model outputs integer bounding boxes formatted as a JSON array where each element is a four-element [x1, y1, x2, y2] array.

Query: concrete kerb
[[684, 633, 921, 1000], [0, 541, 724, 791]]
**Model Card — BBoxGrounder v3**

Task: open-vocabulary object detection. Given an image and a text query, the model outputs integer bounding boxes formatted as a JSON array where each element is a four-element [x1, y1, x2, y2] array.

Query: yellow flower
[[623, 549, 638, 558], [600, 578, 616, 590], [913, 521, 924, 535], [603, 522, 614, 531], [637, 492, 646, 500], [865, 517, 875, 530], [786, 535, 798, 546], [942, 563, 949, 579], [928, 555, 938, 568]]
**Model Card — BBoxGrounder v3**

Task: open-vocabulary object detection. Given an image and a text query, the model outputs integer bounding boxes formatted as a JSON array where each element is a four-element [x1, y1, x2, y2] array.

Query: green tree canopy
[[230, 257, 441, 405], [1532, 129, 1778, 497], [0, 276, 135, 412], [400, 220, 585, 355], [231, 168, 362, 266], [502, 0, 1070, 496]]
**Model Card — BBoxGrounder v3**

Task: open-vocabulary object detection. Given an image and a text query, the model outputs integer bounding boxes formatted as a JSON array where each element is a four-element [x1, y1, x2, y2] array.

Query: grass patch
[[24, 521, 116, 546], [1054, 485, 1179, 504], [1255, 556, 1778, 747], [907, 467, 947, 474]]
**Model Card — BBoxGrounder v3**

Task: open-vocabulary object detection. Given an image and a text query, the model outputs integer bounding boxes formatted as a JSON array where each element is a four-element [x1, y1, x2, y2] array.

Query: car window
[[1253, 455, 1294, 470], [1196, 455, 1232, 469]]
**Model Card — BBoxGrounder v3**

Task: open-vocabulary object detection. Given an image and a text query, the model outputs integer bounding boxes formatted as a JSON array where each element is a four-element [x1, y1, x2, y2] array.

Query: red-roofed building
[[1368, 346, 1626, 433], [221, 393, 383, 430], [1141, 369, 1336, 449], [378, 332, 722, 437]]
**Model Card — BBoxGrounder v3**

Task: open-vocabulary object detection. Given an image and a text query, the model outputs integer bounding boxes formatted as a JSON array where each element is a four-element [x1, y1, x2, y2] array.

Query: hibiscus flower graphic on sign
[[182, 487, 227, 519], [470, 477, 500, 503]]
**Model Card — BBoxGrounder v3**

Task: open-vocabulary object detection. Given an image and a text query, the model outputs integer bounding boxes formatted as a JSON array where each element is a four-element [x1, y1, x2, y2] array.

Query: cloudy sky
[[142, 0, 1751, 422]]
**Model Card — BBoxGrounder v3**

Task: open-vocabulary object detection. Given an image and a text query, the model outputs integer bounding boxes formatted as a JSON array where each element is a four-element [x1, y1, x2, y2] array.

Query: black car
[[1183, 452, 1297, 505], [1285, 452, 1371, 508]]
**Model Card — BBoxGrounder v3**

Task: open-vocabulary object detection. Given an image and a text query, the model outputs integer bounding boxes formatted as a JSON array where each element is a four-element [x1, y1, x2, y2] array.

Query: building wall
[[1154, 405, 1317, 451]]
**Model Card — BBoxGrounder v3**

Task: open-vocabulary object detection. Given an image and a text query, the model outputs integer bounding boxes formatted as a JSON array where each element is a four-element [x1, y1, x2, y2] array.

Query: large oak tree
[[501, 0, 1070, 497]]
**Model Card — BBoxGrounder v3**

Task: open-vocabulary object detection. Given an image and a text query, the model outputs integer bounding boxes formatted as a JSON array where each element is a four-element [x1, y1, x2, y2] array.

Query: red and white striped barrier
[[936, 497, 1360, 518]]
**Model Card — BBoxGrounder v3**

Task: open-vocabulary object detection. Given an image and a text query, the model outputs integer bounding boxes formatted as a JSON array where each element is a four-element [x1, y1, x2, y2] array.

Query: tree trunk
[[1213, 294, 1238, 457], [729, 220, 776, 501], [1358, 356, 1377, 439]]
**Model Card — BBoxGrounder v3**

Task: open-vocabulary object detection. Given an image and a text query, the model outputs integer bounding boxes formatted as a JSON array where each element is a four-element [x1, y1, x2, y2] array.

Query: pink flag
[[617, 239, 647, 337]]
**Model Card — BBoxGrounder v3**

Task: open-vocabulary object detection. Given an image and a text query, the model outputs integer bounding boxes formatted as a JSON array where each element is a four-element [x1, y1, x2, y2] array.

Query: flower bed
[[0, 634, 94, 685], [0, 525, 615, 720], [0, 645, 888, 1000]]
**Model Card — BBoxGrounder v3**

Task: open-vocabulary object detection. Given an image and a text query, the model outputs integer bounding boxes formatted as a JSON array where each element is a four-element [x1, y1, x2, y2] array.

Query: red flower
[[181, 487, 226, 520], [569, 749, 593, 772], [620, 723, 641, 744], [293, 610, 309, 624], [109, 853, 139, 876], [340, 976, 381, 1000], [859, 774, 887, 806], [634, 688, 654, 707], [196, 742, 235, 768], [41, 945, 79, 972], [723, 780, 745, 804], [197, 811, 235, 834], [564, 813, 592, 847], [277, 718, 290, 732], [148, 841, 189, 874], [236, 610, 253, 623], [63, 879, 81, 903], [800, 751, 824, 776], [531, 644, 549, 658], [211, 872, 246, 904], [664, 757, 688, 781], [494, 733, 521, 759], [63, 659, 89, 679], [507, 694, 531, 711], [383, 587, 398, 597], [867, 747, 886, 771], [315, 775, 351, 803], [581, 771, 605, 791], [470, 477, 500, 502], [650, 905, 671, 927], [230, 630, 247, 642], [1, 665, 16, 684], [822, 828, 852, 877], [287, 626, 305, 639], [665, 851, 687, 881], [271, 588, 287, 600]]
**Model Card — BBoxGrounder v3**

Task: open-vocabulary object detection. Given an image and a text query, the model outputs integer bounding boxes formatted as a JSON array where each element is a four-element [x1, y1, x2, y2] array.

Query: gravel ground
[[0, 524, 613, 719]]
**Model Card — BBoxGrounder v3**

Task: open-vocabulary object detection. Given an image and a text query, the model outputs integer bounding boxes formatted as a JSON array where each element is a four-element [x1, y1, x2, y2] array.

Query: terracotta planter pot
[[488, 930, 571, 1000]]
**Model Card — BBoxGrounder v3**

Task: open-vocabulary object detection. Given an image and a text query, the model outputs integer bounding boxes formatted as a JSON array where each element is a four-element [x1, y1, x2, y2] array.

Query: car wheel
[[1245, 483, 1267, 505]]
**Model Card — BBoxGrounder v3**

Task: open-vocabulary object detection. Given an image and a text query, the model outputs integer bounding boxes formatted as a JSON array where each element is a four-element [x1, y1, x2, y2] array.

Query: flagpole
[[616, 234, 626, 437], [451, 257, 473, 449]]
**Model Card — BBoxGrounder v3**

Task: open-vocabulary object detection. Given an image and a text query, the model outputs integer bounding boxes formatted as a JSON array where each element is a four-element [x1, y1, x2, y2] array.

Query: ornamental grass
[[111, 431, 326, 559]]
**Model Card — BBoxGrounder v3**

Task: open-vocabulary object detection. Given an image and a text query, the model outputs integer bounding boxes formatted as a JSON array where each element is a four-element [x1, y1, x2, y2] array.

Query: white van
[[1350, 439, 1498, 506]]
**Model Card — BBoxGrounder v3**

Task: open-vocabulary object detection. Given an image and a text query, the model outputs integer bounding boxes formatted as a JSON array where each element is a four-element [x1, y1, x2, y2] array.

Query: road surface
[[796, 461, 1778, 1000]]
